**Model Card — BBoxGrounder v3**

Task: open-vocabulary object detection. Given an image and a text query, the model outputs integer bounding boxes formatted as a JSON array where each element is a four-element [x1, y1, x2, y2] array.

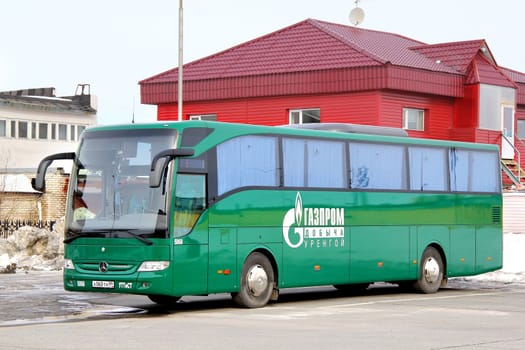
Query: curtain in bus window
[[282, 138, 306, 187], [217, 135, 278, 195], [470, 150, 500, 192], [349, 143, 407, 190], [449, 148, 469, 191], [449, 149, 500, 192], [306, 140, 346, 188], [409, 147, 448, 191]]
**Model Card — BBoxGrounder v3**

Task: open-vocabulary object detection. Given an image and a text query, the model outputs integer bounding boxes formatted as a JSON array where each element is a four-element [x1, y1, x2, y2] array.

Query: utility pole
[[178, 0, 183, 121]]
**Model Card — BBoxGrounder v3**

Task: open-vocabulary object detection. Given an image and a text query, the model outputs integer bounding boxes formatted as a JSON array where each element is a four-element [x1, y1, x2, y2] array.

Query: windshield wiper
[[64, 229, 153, 245], [64, 231, 105, 244], [111, 229, 154, 246]]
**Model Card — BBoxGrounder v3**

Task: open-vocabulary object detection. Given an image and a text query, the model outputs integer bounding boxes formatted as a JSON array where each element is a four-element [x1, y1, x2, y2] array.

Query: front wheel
[[232, 252, 275, 308], [414, 246, 444, 294]]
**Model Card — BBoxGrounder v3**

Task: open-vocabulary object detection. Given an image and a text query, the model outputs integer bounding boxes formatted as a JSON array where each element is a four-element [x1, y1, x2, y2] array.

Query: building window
[[189, 114, 217, 121], [10, 121, 16, 138], [403, 108, 425, 131], [51, 123, 57, 140], [78, 125, 86, 138], [31, 122, 37, 139], [39, 123, 48, 140], [58, 124, 67, 140], [479, 84, 515, 131], [518, 119, 525, 139], [70, 125, 76, 141], [19, 121, 28, 138], [289, 109, 320, 124], [0, 120, 6, 137]]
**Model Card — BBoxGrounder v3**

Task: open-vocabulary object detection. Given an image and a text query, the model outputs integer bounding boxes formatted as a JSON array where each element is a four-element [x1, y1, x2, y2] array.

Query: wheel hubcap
[[424, 257, 440, 284], [246, 264, 268, 297]]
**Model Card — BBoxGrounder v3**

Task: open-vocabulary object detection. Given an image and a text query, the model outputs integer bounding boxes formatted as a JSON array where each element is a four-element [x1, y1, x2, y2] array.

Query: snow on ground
[[0, 227, 524, 285]]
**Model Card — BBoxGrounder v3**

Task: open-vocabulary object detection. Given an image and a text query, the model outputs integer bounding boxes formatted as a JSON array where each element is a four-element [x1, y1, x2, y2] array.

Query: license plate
[[92, 280, 115, 289]]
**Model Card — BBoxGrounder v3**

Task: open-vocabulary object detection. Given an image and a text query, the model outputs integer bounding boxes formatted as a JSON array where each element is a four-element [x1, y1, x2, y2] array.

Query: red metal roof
[[141, 19, 458, 85], [410, 40, 489, 74], [140, 18, 522, 104], [473, 54, 516, 88]]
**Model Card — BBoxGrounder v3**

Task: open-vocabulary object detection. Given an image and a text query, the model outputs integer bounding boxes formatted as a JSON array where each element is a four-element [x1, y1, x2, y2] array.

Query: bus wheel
[[232, 252, 275, 308], [415, 246, 444, 294], [147, 295, 181, 304]]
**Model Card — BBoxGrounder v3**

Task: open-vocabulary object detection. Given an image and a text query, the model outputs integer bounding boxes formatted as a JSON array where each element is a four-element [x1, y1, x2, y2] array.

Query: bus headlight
[[64, 259, 75, 270], [138, 261, 170, 272]]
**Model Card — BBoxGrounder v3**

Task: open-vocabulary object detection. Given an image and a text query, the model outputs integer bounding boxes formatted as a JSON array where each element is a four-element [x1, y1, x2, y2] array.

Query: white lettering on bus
[[282, 192, 345, 249]]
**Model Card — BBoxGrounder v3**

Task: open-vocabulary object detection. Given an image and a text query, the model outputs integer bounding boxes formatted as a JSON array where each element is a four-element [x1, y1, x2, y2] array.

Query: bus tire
[[147, 295, 181, 304], [232, 252, 275, 308], [415, 246, 444, 294]]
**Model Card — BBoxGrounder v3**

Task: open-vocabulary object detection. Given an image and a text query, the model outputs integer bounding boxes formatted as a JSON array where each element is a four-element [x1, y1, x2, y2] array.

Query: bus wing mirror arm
[[149, 148, 195, 188], [32, 152, 75, 191]]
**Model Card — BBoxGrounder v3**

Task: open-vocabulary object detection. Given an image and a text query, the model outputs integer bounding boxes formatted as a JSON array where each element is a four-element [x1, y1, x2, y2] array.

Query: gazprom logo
[[282, 192, 345, 249]]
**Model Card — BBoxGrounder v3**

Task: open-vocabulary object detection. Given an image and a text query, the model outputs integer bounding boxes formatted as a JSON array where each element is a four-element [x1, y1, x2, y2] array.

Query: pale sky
[[1, 0, 524, 125]]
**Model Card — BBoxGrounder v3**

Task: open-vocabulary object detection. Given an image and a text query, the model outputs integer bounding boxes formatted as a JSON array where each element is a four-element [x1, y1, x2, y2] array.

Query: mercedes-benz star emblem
[[99, 261, 109, 273]]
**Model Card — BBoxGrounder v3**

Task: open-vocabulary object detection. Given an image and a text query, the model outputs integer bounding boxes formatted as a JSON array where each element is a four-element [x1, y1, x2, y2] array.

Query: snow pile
[[0, 220, 64, 273]]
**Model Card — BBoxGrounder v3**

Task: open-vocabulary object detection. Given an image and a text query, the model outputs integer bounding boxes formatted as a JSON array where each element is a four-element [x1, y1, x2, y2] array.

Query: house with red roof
[[140, 19, 525, 186]]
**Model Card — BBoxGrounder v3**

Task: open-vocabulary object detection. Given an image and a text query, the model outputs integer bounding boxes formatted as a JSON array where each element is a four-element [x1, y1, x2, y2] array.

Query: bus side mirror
[[150, 148, 195, 188], [32, 152, 75, 191]]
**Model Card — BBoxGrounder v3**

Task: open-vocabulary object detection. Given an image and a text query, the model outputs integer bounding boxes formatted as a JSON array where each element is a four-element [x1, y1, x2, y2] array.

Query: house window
[[58, 124, 67, 140], [189, 114, 217, 121], [39, 123, 48, 140], [10, 121, 16, 138], [78, 125, 86, 138], [0, 120, 6, 137], [403, 108, 425, 131], [18, 121, 28, 138], [289, 109, 320, 124], [479, 84, 515, 131], [31, 122, 37, 139], [518, 119, 525, 139], [70, 125, 76, 141], [51, 123, 57, 140]]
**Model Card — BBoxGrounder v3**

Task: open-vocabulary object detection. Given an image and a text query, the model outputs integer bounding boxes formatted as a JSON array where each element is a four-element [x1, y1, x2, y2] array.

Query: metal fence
[[0, 219, 56, 239]]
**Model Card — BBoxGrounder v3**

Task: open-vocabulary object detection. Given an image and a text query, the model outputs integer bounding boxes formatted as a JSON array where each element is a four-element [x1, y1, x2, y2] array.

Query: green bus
[[33, 121, 503, 308]]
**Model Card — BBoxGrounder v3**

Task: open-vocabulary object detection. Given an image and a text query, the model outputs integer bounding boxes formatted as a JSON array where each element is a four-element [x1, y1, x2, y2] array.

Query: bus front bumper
[[63, 269, 173, 296]]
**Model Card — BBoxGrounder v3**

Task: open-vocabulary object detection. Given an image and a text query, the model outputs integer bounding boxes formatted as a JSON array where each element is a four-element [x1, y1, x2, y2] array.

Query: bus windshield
[[65, 129, 178, 241]]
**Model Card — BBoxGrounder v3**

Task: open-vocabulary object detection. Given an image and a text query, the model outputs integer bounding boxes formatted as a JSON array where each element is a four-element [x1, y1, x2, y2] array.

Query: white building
[[0, 84, 97, 173]]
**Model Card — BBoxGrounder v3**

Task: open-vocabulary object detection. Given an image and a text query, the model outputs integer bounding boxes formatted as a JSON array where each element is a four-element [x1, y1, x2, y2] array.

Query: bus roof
[[84, 121, 499, 152]]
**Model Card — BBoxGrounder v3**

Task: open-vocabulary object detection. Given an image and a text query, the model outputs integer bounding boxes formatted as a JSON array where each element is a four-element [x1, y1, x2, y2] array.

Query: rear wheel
[[232, 252, 275, 308], [415, 246, 444, 294], [147, 295, 181, 304]]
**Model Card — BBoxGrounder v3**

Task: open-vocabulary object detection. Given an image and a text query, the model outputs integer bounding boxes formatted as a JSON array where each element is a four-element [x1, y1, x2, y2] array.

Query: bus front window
[[65, 129, 178, 240], [173, 174, 206, 237]]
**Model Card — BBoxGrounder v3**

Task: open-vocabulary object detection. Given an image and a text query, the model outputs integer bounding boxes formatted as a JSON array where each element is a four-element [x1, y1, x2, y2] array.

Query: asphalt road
[[0, 271, 524, 350]]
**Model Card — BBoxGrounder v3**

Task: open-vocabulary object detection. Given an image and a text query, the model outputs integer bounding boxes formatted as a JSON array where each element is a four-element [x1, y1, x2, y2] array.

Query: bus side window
[[173, 174, 206, 236]]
